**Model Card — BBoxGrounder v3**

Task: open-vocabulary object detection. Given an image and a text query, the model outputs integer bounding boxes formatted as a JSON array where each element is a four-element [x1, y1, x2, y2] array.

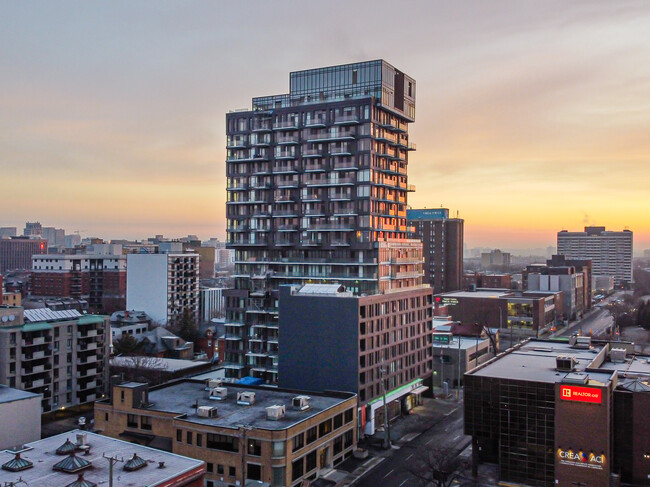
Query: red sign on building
[[560, 385, 602, 404]]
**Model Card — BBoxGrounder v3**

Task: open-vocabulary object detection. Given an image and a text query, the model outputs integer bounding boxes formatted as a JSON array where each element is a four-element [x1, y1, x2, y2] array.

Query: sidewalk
[[324, 395, 463, 486]]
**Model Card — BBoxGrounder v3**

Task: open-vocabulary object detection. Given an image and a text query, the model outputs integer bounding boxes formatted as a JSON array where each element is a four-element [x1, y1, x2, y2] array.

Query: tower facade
[[225, 60, 424, 382]]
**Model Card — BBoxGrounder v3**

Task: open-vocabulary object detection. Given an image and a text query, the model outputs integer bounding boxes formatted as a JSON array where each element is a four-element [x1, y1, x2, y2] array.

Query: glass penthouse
[[225, 60, 422, 383]]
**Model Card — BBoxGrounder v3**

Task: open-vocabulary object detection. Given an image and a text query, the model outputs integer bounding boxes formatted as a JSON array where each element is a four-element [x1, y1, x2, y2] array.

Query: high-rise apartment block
[[0, 306, 109, 412], [31, 244, 127, 314], [557, 226, 633, 285], [126, 251, 200, 326], [23, 221, 43, 237], [407, 208, 464, 293], [225, 60, 427, 383], [481, 249, 511, 270], [0, 236, 48, 273]]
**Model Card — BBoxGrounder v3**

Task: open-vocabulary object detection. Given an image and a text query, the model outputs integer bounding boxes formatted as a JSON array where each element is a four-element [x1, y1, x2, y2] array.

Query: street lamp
[[378, 365, 391, 449]]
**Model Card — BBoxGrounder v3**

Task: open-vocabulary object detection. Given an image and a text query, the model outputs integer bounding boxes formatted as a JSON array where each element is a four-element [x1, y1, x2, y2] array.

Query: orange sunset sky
[[2, 1, 649, 253]]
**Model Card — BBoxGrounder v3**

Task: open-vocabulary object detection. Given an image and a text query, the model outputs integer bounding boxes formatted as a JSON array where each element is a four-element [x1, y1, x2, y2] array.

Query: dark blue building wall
[[278, 286, 359, 394]]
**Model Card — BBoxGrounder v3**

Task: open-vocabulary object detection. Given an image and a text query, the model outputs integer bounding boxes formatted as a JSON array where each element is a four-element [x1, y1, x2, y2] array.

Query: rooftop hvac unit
[[205, 378, 222, 390], [556, 355, 576, 372], [197, 406, 218, 418], [237, 391, 256, 406], [573, 336, 592, 349], [292, 395, 311, 411], [209, 387, 228, 400], [266, 404, 286, 421], [610, 348, 627, 362]]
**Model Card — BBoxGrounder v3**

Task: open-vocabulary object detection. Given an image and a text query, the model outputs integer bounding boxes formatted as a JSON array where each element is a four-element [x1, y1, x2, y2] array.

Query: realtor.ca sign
[[560, 385, 602, 404]]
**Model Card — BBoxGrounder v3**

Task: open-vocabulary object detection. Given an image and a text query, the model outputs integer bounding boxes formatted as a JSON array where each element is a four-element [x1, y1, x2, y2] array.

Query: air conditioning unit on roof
[[237, 391, 256, 405], [209, 387, 228, 400], [292, 395, 311, 411], [266, 404, 286, 421], [197, 406, 218, 418]]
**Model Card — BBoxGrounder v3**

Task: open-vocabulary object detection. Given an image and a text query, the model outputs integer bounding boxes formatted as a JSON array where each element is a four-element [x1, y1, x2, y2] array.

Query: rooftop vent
[[237, 391, 256, 405], [610, 348, 626, 363], [209, 387, 228, 400], [556, 355, 577, 372], [205, 378, 222, 391], [76, 433, 88, 447], [2, 453, 34, 472], [292, 395, 311, 411], [123, 453, 148, 472], [266, 404, 286, 421], [573, 336, 592, 349], [197, 406, 218, 418]]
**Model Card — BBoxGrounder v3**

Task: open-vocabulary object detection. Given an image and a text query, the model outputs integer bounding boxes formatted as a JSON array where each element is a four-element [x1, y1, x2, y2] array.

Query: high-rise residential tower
[[557, 226, 633, 285], [407, 208, 464, 293], [225, 60, 427, 383]]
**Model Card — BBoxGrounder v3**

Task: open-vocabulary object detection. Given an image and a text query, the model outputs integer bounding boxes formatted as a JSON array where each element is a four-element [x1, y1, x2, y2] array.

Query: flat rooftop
[[469, 339, 650, 386], [0, 385, 40, 404], [110, 357, 209, 372], [141, 379, 355, 431], [440, 290, 511, 299], [0, 430, 203, 487]]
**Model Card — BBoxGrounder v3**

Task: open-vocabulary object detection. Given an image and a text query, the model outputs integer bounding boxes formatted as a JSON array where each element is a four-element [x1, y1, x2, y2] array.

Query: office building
[[126, 251, 199, 326], [435, 289, 563, 342], [23, 221, 43, 237], [0, 306, 108, 412], [279, 283, 432, 434], [95, 379, 357, 487], [463, 271, 511, 290], [31, 244, 126, 314], [0, 236, 48, 273], [225, 60, 423, 383], [557, 226, 633, 285], [0, 385, 41, 450], [41, 227, 66, 247], [407, 208, 464, 293], [465, 337, 650, 487], [480, 249, 511, 270], [0, 227, 17, 239], [0, 430, 205, 487], [524, 255, 592, 321], [199, 287, 226, 323]]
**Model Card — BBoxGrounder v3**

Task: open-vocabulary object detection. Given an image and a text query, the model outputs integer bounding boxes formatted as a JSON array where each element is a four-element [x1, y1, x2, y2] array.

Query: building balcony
[[334, 114, 359, 124], [77, 368, 97, 378], [333, 160, 359, 171], [306, 177, 355, 187], [274, 239, 296, 247], [78, 329, 98, 339], [25, 378, 45, 389], [276, 135, 300, 145], [273, 121, 299, 130], [276, 180, 299, 188], [226, 154, 269, 162], [272, 210, 299, 217], [22, 350, 46, 361], [226, 141, 248, 149], [251, 123, 272, 132], [392, 271, 424, 279], [304, 223, 354, 231], [79, 342, 98, 351], [21, 364, 45, 375], [304, 118, 327, 127], [329, 192, 352, 201], [275, 152, 297, 160], [78, 355, 98, 365], [22, 336, 46, 347], [277, 224, 299, 232], [302, 148, 324, 158], [78, 381, 97, 391], [307, 133, 355, 143]]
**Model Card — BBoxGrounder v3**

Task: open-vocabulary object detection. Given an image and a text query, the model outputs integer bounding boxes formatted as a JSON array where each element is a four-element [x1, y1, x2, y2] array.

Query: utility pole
[[103, 453, 124, 487], [237, 424, 254, 486], [379, 365, 391, 449], [456, 336, 462, 400]]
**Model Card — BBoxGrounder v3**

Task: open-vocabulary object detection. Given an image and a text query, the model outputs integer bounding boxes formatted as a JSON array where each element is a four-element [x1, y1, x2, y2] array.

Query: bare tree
[[405, 447, 471, 487], [111, 355, 169, 385]]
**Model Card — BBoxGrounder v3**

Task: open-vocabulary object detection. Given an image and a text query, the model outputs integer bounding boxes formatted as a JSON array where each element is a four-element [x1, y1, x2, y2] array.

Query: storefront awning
[[411, 385, 429, 395]]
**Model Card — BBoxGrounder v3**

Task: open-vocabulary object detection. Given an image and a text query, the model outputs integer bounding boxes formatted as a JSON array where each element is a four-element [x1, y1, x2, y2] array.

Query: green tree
[[112, 333, 140, 355], [170, 309, 200, 343]]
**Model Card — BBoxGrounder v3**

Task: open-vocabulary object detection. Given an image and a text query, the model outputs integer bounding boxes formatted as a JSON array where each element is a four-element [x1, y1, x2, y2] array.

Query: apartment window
[[306, 450, 317, 472], [272, 440, 285, 457], [9, 333, 16, 345], [141, 416, 152, 431], [334, 413, 343, 430], [127, 414, 138, 428], [334, 435, 343, 455], [196, 433, 202, 447], [229, 466, 236, 477], [207, 433, 239, 452], [344, 430, 353, 448], [207, 462, 213, 473], [248, 463, 262, 481], [176, 429, 182, 442], [217, 464, 224, 474], [306, 426, 317, 444], [292, 433, 304, 452], [120, 390, 125, 403], [319, 419, 332, 437], [247, 439, 261, 456], [187, 431, 193, 445], [344, 408, 354, 424], [104, 412, 109, 422], [292, 457, 304, 481]]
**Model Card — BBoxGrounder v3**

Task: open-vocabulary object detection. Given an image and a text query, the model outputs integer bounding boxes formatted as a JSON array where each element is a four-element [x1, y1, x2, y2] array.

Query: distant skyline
[[2, 1, 649, 252]]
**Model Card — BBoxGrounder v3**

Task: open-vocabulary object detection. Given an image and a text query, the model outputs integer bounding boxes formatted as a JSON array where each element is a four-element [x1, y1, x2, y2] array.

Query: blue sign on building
[[407, 208, 449, 220]]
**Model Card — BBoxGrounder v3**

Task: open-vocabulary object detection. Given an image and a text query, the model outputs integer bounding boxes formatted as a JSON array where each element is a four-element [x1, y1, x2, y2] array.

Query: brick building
[[0, 236, 47, 273]]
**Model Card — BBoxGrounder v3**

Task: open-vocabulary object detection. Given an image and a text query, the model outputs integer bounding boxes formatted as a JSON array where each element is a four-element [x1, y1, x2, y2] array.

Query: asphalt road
[[356, 408, 469, 487], [556, 308, 614, 338]]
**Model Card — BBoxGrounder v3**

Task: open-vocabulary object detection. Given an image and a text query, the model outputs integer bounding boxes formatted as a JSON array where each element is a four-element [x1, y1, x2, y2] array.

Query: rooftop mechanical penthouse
[[224, 60, 423, 383]]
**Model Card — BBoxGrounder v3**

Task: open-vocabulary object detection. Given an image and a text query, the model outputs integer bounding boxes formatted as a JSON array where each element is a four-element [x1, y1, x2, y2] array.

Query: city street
[[556, 307, 614, 338], [355, 408, 471, 487]]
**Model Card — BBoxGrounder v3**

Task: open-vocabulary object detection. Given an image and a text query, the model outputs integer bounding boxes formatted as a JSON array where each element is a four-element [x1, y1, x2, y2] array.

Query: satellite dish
[[8, 315, 15, 321], [1, 316, 7, 322]]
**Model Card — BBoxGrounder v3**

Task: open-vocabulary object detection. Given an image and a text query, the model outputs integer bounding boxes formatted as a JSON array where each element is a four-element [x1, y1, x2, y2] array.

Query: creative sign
[[557, 448, 606, 470], [560, 385, 602, 404]]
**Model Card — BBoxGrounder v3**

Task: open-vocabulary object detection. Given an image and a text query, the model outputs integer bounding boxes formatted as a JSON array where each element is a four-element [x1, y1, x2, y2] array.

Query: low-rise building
[[95, 379, 357, 487], [0, 430, 205, 486], [110, 309, 153, 345], [0, 385, 41, 450], [463, 271, 511, 290], [0, 306, 109, 412]]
